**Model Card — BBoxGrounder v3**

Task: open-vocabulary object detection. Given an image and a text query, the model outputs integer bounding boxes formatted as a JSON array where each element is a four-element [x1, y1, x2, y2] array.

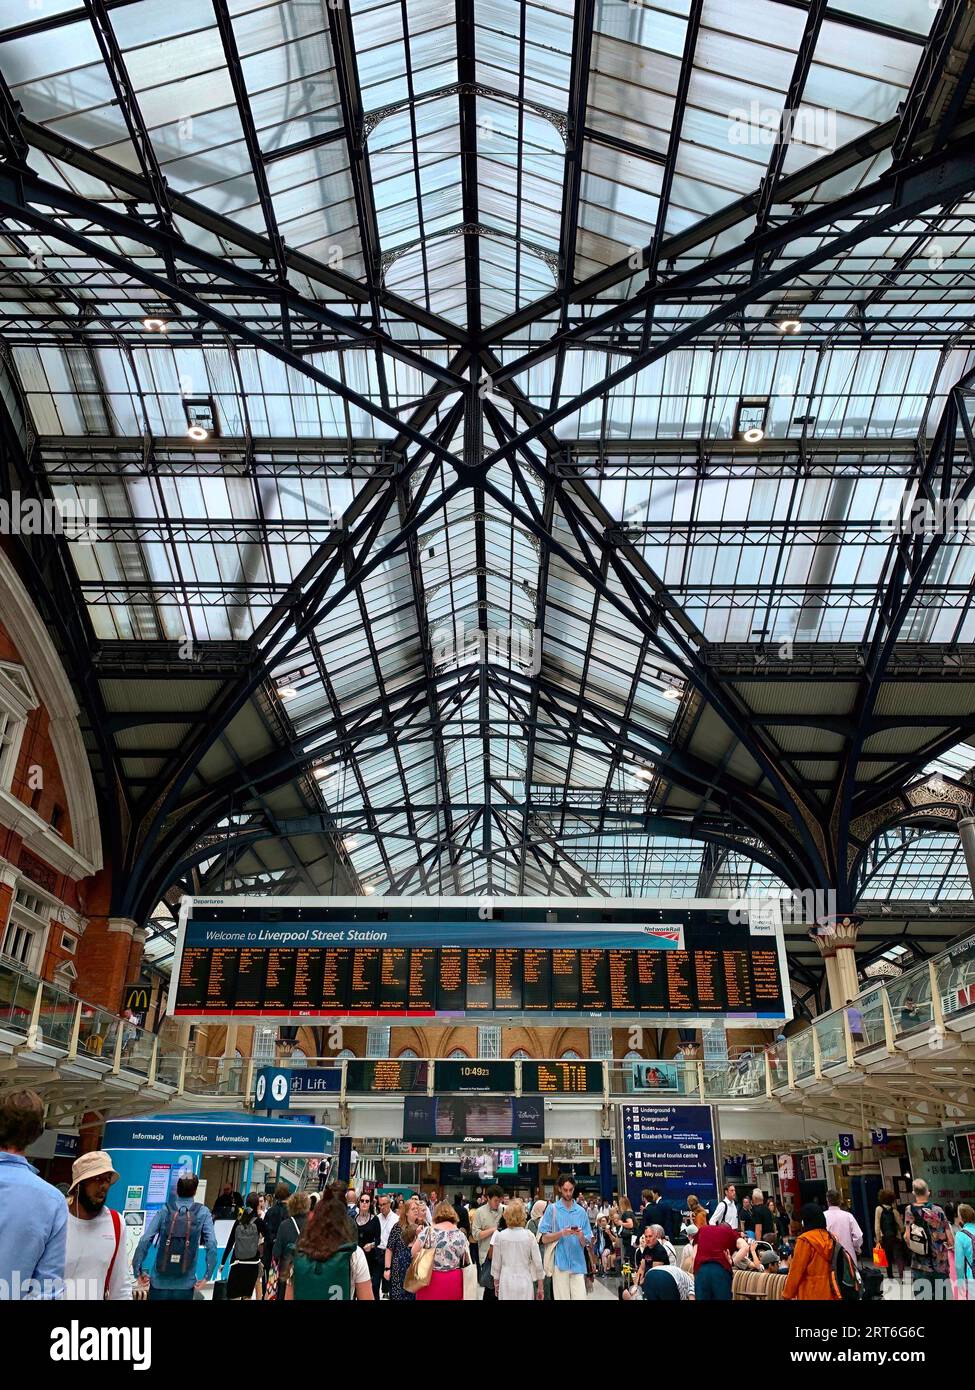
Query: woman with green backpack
[[286, 1187, 374, 1301], [218, 1191, 266, 1300]]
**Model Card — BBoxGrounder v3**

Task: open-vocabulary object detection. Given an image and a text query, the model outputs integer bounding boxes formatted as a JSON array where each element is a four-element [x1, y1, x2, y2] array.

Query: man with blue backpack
[[133, 1172, 218, 1300]]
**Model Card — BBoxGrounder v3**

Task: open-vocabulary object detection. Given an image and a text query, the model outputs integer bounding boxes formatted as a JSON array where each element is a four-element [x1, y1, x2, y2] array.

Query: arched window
[[252, 1027, 276, 1064], [560, 1049, 582, 1060], [291, 1047, 307, 1068], [398, 1048, 419, 1058], [335, 1049, 355, 1060], [510, 1049, 530, 1060], [624, 1051, 643, 1060], [447, 1048, 468, 1059]]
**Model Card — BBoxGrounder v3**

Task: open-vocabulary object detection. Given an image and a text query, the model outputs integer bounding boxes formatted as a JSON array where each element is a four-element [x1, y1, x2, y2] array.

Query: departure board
[[345, 1059, 429, 1092], [522, 1061, 604, 1094], [172, 897, 790, 1023]]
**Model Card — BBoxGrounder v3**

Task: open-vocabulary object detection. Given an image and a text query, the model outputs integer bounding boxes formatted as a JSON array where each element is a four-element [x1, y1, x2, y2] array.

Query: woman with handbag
[[384, 1197, 424, 1301], [408, 1201, 471, 1301], [874, 1188, 905, 1279]]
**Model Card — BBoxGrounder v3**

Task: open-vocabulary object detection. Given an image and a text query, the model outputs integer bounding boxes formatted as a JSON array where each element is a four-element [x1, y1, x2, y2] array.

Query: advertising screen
[[402, 1095, 545, 1143]]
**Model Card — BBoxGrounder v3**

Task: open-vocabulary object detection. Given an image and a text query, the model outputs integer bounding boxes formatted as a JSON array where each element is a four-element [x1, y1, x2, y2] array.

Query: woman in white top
[[491, 1200, 544, 1301]]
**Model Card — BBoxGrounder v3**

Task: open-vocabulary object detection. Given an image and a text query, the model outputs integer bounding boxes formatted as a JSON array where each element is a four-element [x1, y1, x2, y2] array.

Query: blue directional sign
[[838, 1132, 855, 1156], [621, 1104, 718, 1212], [870, 1128, 888, 1146], [254, 1067, 342, 1110]]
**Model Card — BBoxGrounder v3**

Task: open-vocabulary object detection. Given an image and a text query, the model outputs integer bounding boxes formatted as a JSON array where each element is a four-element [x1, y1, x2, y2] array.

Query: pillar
[[809, 915, 862, 1010], [957, 816, 975, 895], [222, 1023, 238, 1059]]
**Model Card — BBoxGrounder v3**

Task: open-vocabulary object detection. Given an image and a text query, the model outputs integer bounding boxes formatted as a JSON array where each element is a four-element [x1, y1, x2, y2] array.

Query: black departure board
[[173, 910, 787, 1021], [345, 1059, 429, 1092], [236, 948, 266, 1010], [522, 1061, 604, 1094]]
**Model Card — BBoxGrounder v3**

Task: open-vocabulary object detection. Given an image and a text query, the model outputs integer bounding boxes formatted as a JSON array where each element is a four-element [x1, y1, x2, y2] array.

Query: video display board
[[169, 896, 790, 1025], [403, 1095, 545, 1143]]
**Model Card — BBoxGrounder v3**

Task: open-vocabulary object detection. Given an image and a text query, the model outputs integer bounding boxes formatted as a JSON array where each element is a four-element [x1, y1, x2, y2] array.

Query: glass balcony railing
[[769, 928, 975, 1082]]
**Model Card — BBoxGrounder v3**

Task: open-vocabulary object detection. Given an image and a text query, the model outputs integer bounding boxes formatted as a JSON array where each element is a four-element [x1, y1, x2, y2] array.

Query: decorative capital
[[808, 913, 862, 957]]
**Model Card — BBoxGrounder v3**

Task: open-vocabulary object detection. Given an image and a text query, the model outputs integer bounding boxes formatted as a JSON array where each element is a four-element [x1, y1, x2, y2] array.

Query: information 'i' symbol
[[272, 1074, 289, 1103]]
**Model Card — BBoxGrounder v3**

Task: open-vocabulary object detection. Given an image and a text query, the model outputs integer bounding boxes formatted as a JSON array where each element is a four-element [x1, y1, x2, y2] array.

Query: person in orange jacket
[[783, 1204, 841, 1301]]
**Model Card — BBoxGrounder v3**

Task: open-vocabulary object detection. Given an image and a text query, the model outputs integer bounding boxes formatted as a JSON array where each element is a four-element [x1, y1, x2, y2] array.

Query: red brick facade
[[0, 588, 129, 1012]]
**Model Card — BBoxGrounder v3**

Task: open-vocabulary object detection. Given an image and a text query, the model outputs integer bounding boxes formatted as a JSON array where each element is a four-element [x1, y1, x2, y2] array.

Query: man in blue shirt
[[0, 1089, 67, 1299], [539, 1175, 593, 1300], [133, 1172, 218, 1300]]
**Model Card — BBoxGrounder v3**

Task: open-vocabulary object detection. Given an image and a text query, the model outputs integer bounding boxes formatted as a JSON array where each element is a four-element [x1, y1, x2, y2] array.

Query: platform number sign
[[870, 1128, 888, 1146]]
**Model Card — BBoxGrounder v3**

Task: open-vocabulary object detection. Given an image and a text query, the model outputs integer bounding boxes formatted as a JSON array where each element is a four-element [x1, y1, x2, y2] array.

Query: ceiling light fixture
[[276, 685, 298, 701], [142, 316, 168, 333], [344, 837, 359, 852], [735, 396, 770, 445], [363, 884, 375, 895], [662, 686, 682, 699], [313, 764, 335, 781], [186, 424, 209, 442]]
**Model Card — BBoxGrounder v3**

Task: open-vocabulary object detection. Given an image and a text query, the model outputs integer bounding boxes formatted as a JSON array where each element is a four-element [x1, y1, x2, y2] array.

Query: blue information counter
[[103, 1111, 334, 1283]]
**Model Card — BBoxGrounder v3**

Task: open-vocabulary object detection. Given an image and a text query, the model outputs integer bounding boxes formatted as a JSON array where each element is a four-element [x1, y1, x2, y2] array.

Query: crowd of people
[[3, 1087, 974, 1303]]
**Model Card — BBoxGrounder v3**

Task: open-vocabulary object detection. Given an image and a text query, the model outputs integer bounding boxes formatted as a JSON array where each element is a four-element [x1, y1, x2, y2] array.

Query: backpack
[[157, 1201, 204, 1276], [956, 1227, 975, 1282], [904, 1206, 930, 1259], [879, 1206, 899, 1239], [291, 1243, 356, 1301], [233, 1216, 261, 1262], [830, 1237, 863, 1301]]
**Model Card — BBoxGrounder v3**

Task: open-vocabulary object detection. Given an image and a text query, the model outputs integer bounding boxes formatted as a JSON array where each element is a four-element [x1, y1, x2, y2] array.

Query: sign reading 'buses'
[[169, 897, 791, 1026]]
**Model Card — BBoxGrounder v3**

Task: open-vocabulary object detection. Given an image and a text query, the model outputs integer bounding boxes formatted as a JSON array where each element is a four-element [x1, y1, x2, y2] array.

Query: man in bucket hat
[[64, 1151, 132, 1300]]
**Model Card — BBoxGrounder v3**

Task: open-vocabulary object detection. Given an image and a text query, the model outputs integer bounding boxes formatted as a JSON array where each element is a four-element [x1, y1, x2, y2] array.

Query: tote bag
[[404, 1226, 436, 1293]]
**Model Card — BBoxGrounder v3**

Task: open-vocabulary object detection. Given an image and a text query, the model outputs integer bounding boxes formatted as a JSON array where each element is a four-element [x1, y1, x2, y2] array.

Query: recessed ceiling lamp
[[735, 396, 770, 445], [183, 395, 218, 444], [774, 303, 803, 334]]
